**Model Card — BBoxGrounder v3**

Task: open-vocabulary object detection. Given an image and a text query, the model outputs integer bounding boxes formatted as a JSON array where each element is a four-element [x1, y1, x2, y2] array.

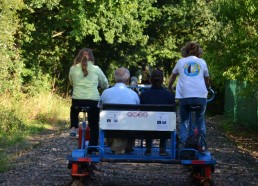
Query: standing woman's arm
[[97, 67, 109, 89], [168, 73, 178, 90], [68, 67, 73, 86], [204, 76, 210, 89]]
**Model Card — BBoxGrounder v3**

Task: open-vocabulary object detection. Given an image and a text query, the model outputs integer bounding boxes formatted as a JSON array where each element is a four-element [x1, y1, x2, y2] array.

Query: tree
[[143, 0, 219, 77], [206, 0, 258, 89], [18, 0, 158, 93], [0, 0, 24, 94]]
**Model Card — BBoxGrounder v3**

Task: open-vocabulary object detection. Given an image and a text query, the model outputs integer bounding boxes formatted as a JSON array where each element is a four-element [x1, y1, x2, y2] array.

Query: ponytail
[[73, 48, 94, 77], [81, 56, 88, 77]]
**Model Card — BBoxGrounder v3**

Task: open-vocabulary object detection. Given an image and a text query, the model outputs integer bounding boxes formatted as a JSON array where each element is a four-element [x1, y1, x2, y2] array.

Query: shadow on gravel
[[0, 117, 257, 186]]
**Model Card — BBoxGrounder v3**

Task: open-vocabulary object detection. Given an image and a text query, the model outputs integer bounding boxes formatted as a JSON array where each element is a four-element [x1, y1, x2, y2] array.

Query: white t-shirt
[[172, 56, 209, 99]]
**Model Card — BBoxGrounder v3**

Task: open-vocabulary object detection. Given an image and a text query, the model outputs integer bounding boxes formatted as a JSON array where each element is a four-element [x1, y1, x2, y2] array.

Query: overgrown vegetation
[[0, 0, 257, 171], [0, 92, 70, 172]]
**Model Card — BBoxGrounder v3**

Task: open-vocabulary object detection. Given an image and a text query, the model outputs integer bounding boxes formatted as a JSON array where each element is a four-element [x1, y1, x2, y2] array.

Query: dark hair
[[150, 70, 163, 87], [183, 41, 203, 58], [74, 48, 94, 77]]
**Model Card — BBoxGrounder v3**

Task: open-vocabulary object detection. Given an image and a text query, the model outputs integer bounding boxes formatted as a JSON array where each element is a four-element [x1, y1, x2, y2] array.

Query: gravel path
[[0, 117, 257, 186]]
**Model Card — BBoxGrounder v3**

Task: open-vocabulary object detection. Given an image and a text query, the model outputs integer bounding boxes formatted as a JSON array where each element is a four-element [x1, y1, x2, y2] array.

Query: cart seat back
[[100, 104, 176, 131]]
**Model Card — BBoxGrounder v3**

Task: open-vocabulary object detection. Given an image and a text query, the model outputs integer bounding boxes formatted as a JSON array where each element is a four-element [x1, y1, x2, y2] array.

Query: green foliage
[[220, 118, 234, 132], [0, 0, 257, 172], [21, 69, 52, 96], [0, 105, 26, 149], [206, 0, 258, 90], [15, 0, 220, 92], [77, 0, 155, 44], [143, 0, 219, 75], [0, 108, 25, 133], [0, 0, 24, 94], [0, 92, 70, 171], [17, 0, 159, 93], [0, 152, 11, 172], [2, 0, 257, 96]]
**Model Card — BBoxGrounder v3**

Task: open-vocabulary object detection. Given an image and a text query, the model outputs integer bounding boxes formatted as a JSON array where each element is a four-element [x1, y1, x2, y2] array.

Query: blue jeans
[[179, 98, 207, 143]]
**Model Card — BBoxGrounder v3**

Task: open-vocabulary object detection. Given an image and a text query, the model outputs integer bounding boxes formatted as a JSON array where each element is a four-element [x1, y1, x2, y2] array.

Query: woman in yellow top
[[69, 48, 109, 153]]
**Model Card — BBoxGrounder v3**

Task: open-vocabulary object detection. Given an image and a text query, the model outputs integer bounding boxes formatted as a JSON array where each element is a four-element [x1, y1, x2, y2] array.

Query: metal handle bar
[[169, 86, 215, 103], [207, 88, 215, 103], [125, 85, 215, 103]]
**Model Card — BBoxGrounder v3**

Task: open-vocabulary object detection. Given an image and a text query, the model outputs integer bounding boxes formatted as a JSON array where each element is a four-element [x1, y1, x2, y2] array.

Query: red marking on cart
[[77, 157, 92, 162], [142, 112, 148, 117], [127, 111, 149, 118], [133, 112, 138, 117], [71, 163, 90, 177], [191, 160, 206, 164]]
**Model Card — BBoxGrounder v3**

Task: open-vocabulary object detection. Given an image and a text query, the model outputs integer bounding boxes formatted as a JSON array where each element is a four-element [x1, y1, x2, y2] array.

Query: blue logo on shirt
[[183, 61, 201, 76]]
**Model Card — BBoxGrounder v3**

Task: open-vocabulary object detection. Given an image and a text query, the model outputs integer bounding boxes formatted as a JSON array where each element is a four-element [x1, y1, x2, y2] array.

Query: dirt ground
[[0, 116, 257, 186]]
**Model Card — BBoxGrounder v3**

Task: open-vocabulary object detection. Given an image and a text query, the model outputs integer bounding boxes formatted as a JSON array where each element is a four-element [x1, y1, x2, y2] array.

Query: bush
[[0, 92, 70, 172]]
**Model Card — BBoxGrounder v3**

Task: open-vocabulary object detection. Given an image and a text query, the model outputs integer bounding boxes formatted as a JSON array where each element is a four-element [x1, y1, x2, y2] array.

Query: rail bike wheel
[[69, 176, 95, 186], [68, 163, 95, 186], [188, 177, 215, 186], [188, 165, 215, 186]]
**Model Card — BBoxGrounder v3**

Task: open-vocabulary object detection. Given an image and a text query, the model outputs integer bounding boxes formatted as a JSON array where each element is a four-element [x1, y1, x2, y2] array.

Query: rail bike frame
[[67, 87, 216, 184]]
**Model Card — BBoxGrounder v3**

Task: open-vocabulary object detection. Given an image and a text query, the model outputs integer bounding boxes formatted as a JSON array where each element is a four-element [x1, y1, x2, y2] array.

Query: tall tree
[[18, 0, 220, 94], [18, 0, 158, 92], [206, 0, 258, 89], [143, 0, 219, 77], [0, 0, 24, 94]]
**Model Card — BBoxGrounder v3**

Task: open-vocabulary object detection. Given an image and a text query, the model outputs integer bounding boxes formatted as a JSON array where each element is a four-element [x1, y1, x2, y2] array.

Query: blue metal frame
[[67, 88, 217, 176], [96, 129, 178, 162]]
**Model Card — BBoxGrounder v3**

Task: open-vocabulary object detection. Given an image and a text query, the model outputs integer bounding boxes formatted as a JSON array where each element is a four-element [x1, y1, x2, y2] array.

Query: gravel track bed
[[0, 117, 257, 186]]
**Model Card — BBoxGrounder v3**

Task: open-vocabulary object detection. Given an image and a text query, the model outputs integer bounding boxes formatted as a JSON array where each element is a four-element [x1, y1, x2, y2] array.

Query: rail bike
[[67, 86, 216, 186]]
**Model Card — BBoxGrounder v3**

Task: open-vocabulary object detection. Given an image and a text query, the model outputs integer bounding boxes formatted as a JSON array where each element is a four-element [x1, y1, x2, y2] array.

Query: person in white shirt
[[99, 67, 140, 154], [168, 41, 210, 147]]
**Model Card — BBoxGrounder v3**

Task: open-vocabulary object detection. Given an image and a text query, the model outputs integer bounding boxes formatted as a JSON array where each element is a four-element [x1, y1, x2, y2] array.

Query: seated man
[[99, 67, 140, 154], [140, 70, 175, 155]]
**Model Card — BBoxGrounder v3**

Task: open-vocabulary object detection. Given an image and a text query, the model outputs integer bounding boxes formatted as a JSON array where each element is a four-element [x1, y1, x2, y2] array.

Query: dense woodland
[[0, 0, 257, 171], [1, 0, 257, 96], [0, 0, 257, 120]]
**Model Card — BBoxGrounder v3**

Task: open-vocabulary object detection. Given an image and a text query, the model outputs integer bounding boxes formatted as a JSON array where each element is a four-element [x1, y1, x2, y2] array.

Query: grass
[[0, 92, 70, 172]]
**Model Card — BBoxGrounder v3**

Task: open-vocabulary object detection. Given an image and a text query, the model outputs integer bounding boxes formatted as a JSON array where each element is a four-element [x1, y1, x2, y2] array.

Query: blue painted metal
[[72, 149, 85, 158], [181, 159, 216, 165], [67, 88, 217, 179], [81, 121, 86, 149], [68, 123, 216, 166]]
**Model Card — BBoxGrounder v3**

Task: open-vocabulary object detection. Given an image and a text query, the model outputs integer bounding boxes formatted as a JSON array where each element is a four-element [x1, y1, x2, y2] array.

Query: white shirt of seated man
[[99, 67, 140, 105], [98, 67, 140, 154], [100, 83, 139, 105]]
